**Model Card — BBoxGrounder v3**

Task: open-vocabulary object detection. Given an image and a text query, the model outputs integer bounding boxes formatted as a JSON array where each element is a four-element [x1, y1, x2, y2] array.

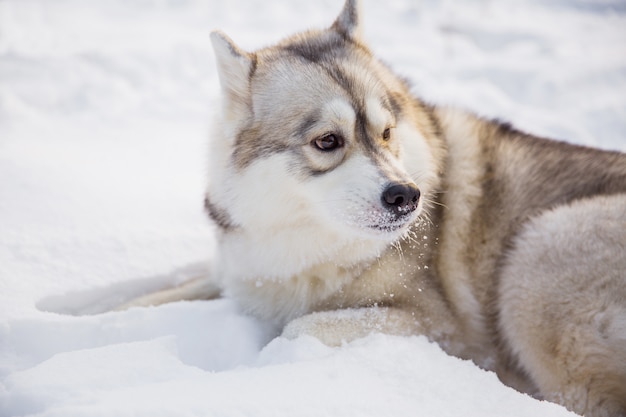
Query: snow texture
[[1, 0, 624, 415]]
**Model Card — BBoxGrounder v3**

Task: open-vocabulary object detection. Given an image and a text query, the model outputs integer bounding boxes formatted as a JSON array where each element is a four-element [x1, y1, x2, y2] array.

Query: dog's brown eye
[[313, 134, 343, 151], [382, 128, 391, 141]]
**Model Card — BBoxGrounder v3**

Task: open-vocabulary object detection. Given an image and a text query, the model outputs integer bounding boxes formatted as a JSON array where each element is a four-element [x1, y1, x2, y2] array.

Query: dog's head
[[207, 0, 443, 278]]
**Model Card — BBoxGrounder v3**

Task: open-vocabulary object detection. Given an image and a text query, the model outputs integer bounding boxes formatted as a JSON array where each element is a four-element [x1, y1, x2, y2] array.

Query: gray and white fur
[[124, 1, 626, 415]]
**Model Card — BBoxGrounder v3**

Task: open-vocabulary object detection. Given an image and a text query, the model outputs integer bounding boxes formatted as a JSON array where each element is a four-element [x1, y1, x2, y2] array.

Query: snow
[[1, 0, 624, 415]]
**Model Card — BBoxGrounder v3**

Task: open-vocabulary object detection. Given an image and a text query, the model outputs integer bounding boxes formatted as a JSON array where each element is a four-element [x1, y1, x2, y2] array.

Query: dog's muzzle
[[381, 182, 421, 217]]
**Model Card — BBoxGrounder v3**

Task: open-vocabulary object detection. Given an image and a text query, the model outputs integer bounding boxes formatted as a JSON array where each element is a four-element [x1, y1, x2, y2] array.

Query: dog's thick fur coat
[[126, 2, 626, 415]]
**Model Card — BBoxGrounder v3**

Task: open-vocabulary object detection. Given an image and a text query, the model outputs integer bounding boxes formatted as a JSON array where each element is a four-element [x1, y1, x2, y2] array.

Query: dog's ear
[[332, 0, 362, 41], [211, 31, 254, 117]]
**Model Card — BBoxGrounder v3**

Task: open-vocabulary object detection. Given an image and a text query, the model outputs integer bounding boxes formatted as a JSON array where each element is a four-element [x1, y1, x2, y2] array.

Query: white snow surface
[[1, 0, 624, 416]]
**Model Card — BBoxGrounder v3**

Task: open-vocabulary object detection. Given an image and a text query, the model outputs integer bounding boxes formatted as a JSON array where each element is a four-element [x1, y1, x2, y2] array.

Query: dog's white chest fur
[[222, 257, 364, 326]]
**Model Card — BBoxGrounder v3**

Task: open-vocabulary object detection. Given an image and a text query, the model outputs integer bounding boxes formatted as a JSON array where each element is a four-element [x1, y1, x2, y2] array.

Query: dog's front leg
[[281, 307, 422, 346]]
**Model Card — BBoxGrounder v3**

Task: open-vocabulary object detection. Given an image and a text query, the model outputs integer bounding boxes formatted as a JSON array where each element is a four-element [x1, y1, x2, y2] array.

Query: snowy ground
[[1, 0, 624, 416]]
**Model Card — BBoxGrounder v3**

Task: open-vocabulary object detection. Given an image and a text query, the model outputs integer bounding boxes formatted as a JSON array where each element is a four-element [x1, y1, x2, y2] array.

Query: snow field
[[2, 0, 624, 415]]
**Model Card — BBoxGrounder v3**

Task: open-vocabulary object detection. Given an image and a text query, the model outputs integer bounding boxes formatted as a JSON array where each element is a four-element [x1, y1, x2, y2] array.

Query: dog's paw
[[282, 307, 420, 346]]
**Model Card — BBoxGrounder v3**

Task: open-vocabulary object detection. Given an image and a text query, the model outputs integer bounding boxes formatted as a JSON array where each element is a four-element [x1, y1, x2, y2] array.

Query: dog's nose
[[382, 182, 421, 214]]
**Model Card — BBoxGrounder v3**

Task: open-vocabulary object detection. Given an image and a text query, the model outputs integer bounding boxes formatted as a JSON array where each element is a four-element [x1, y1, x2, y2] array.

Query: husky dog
[[125, 1, 626, 415]]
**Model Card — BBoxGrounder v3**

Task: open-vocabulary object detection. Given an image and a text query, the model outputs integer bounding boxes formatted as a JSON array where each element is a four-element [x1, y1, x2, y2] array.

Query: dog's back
[[433, 109, 626, 415]]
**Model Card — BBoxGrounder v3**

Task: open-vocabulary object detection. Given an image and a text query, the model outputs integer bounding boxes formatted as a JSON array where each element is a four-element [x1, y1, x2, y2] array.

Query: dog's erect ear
[[332, 0, 362, 41], [210, 31, 254, 116]]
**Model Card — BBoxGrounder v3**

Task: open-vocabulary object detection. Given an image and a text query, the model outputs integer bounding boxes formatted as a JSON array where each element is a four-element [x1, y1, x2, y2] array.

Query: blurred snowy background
[[1, 0, 624, 415]]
